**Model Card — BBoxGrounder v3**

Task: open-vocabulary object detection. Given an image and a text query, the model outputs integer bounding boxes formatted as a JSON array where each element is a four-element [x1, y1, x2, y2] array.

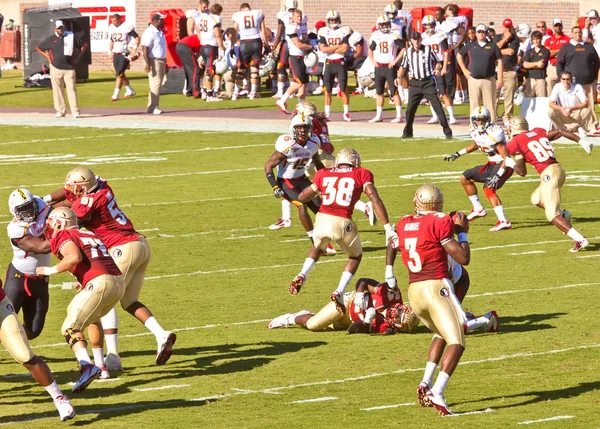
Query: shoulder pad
[[275, 135, 295, 153], [486, 125, 506, 142], [317, 28, 326, 38], [393, 30, 401, 39], [124, 22, 134, 32], [7, 219, 27, 239]]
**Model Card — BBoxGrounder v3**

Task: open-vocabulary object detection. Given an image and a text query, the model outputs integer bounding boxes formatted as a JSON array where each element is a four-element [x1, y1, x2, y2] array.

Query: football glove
[[487, 174, 502, 190], [273, 186, 285, 198], [385, 275, 397, 289], [364, 307, 377, 324], [385, 228, 399, 247], [444, 152, 461, 162]]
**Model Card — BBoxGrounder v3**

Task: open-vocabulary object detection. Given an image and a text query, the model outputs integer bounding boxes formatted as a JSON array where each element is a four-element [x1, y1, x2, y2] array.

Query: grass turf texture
[[0, 124, 599, 428]]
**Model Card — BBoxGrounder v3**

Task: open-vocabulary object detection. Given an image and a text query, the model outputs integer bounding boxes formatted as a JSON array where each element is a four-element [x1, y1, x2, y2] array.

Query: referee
[[399, 32, 452, 139]]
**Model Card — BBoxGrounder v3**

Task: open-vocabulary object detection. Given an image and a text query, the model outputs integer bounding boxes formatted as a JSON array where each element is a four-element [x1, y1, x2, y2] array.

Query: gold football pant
[[0, 297, 35, 364], [110, 237, 152, 309], [531, 163, 566, 222], [313, 212, 362, 257]]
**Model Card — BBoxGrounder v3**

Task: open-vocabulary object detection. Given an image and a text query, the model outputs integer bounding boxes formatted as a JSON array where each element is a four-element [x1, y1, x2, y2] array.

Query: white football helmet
[[284, 0, 298, 11], [45, 207, 78, 240], [65, 166, 98, 202], [384, 3, 398, 19], [304, 51, 318, 68], [335, 147, 361, 167], [8, 188, 38, 222], [213, 57, 229, 75], [290, 113, 313, 144], [259, 56, 275, 77], [326, 10, 341, 29], [422, 14, 436, 32], [348, 31, 363, 47], [470, 106, 491, 133], [294, 101, 318, 116], [377, 15, 392, 33], [414, 183, 444, 214]]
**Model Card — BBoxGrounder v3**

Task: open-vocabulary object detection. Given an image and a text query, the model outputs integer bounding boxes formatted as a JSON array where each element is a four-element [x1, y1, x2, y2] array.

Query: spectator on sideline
[[522, 30, 550, 97], [537, 21, 550, 44], [548, 71, 596, 138], [36, 20, 87, 118], [141, 13, 167, 115], [494, 18, 520, 123], [176, 34, 202, 98], [544, 18, 570, 95], [583, 9, 600, 58]]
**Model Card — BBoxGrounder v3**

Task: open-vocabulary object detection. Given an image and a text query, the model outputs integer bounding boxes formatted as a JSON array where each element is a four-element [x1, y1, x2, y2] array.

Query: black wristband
[[266, 172, 278, 188]]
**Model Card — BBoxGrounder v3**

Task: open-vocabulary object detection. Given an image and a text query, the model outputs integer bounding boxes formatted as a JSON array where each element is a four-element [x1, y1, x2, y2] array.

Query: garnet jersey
[[506, 127, 559, 174], [394, 212, 455, 283], [311, 117, 334, 154], [348, 285, 403, 334], [311, 166, 374, 219], [369, 30, 402, 63], [7, 197, 51, 275], [196, 12, 222, 46], [50, 229, 122, 285], [109, 22, 136, 54], [71, 179, 139, 249], [0, 286, 5, 301], [318, 26, 351, 60], [232, 9, 264, 40], [275, 135, 320, 179], [470, 124, 507, 163], [421, 32, 449, 62]]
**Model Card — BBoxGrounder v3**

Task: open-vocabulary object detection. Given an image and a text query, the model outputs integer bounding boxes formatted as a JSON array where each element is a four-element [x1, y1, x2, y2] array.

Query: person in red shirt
[[176, 34, 202, 97], [289, 148, 398, 313], [36, 207, 124, 394], [385, 183, 470, 416], [504, 116, 590, 252], [543, 18, 570, 94]]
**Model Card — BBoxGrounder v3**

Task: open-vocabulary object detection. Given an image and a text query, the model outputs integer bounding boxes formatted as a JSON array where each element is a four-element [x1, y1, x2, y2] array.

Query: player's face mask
[[15, 200, 38, 222]]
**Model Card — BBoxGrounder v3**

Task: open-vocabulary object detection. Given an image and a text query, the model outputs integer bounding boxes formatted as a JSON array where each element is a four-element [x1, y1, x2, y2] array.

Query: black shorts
[[346, 56, 366, 72], [113, 53, 130, 77], [201, 45, 218, 76], [277, 41, 289, 74], [435, 69, 456, 99], [323, 60, 348, 92], [374, 65, 397, 96], [463, 163, 514, 189], [239, 38, 262, 69], [278, 176, 320, 214], [289, 55, 309, 84], [4, 263, 49, 339]]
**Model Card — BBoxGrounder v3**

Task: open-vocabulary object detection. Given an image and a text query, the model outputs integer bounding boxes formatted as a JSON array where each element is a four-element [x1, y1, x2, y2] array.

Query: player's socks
[[75, 348, 92, 366], [112, 88, 120, 98], [277, 81, 285, 93], [144, 316, 167, 342], [402, 88, 409, 102], [92, 348, 105, 368], [280, 92, 290, 103], [251, 83, 258, 93], [376, 106, 383, 118], [125, 85, 134, 93], [354, 200, 366, 213], [105, 334, 119, 356], [282, 199, 291, 220], [464, 316, 489, 332], [343, 104, 349, 115], [396, 105, 402, 117], [422, 361, 438, 386], [300, 257, 316, 277], [335, 271, 353, 294], [446, 105, 455, 121], [306, 230, 314, 239], [431, 371, 450, 396], [493, 205, 507, 222], [214, 79, 221, 92], [567, 227, 584, 242], [44, 381, 63, 400], [429, 106, 438, 121], [324, 105, 331, 117], [468, 195, 484, 212]]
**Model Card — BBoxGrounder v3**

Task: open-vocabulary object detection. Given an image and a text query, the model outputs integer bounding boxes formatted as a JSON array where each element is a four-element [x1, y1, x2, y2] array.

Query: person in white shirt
[[548, 71, 596, 137], [197, 3, 225, 101], [583, 9, 600, 58], [108, 14, 140, 101], [141, 13, 167, 115]]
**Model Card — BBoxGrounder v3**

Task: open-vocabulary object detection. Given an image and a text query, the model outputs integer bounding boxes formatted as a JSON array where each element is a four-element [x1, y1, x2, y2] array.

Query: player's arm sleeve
[[369, 40, 377, 51], [71, 199, 94, 220], [360, 169, 375, 190], [435, 215, 455, 245], [130, 29, 139, 38]]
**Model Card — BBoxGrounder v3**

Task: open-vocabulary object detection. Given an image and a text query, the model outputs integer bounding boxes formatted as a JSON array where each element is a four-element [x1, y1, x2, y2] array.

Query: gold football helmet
[[507, 116, 529, 139], [65, 166, 98, 201], [45, 207, 78, 240], [294, 101, 318, 116], [414, 183, 444, 214], [387, 304, 420, 333], [335, 147, 361, 167]]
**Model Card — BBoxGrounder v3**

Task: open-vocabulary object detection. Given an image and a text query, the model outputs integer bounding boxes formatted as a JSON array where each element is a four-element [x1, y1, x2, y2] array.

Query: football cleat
[[569, 237, 589, 252], [330, 291, 346, 314], [289, 274, 306, 295], [72, 364, 101, 393], [271, 92, 283, 99], [269, 218, 292, 230], [55, 112, 65, 118], [156, 332, 177, 365], [560, 209, 572, 222], [467, 208, 487, 221], [485, 310, 499, 333], [104, 353, 123, 371], [231, 92, 239, 101], [427, 117, 440, 124], [54, 395, 76, 421], [267, 313, 295, 329], [417, 382, 432, 407], [111, 95, 119, 102], [323, 243, 336, 255], [99, 366, 110, 380], [368, 116, 383, 123], [489, 220, 512, 232], [343, 113, 352, 122], [448, 117, 457, 125], [352, 88, 363, 95], [276, 99, 289, 114], [365, 201, 377, 226], [578, 138, 593, 155], [390, 116, 404, 123], [425, 390, 454, 416], [248, 92, 261, 99], [123, 90, 136, 98], [152, 108, 162, 115]]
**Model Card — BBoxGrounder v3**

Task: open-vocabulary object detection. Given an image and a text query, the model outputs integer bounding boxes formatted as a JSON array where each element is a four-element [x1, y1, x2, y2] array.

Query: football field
[[0, 124, 599, 428]]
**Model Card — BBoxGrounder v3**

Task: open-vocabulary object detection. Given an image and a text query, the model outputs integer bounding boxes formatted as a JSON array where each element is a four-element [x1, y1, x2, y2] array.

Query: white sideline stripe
[[567, 184, 600, 187], [576, 254, 600, 259], [0, 132, 154, 146], [517, 416, 575, 425], [134, 384, 190, 392], [472, 235, 600, 252], [280, 238, 309, 243], [361, 402, 416, 411], [287, 397, 338, 404], [66, 378, 121, 385], [137, 228, 160, 232], [449, 408, 494, 417], [48, 282, 76, 290], [225, 234, 265, 240], [467, 282, 600, 298], [508, 251, 546, 256]]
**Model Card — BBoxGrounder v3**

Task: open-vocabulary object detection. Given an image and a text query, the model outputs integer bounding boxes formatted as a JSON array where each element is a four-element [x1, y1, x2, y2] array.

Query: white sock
[[280, 92, 290, 103], [300, 257, 316, 276], [325, 105, 331, 117], [464, 316, 489, 332], [335, 271, 353, 294], [422, 361, 438, 387], [469, 195, 484, 212], [234, 84, 240, 94], [277, 81, 285, 93], [214, 79, 221, 91], [75, 347, 92, 366], [446, 105, 455, 119], [493, 205, 507, 222], [144, 316, 166, 341], [306, 230, 314, 239], [395, 105, 402, 117], [431, 371, 450, 396], [402, 88, 409, 102], [125, 85, 133, 92], [105, 334, 119, 356], [101, 308, 118, 330], [429, 106, 438, 120], [376, 106, 383, 118], [282, 199, 291, 220], [251, 83, 258, 93], [92, 347, 105, 368], [567, 227, 584, 241], [44, 381, 63, 400], [354, 200, 366, 213], [113, 88, 120, 97], [343, 104, 349, 114]]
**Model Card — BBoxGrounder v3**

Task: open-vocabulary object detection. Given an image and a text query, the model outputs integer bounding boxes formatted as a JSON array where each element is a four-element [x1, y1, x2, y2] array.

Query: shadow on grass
[[491, 312, 566, 334]]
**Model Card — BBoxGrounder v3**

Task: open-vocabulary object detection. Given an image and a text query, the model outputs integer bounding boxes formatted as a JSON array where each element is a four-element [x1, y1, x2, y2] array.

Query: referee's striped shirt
[[400, 45, 439, 79]]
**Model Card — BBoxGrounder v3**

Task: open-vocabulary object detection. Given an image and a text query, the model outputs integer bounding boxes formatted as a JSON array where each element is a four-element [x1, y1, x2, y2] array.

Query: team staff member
[[522, 30, 550, 97], [399, 32, 452, 139], [548, 71, 596, 137], [493, 19, 520, 123], [544, 19, 570, 95], [458, 24, 503, 124], [141, 13, 167, 115], [36, 20, 87, 119], [176, 34, 202, 98]]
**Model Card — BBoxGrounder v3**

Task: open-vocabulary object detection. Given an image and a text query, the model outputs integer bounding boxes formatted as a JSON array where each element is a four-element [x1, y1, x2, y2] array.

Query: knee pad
[[483, 187, 497, 199], [64, 328, 82, 348], [236, 70, 246, 82]]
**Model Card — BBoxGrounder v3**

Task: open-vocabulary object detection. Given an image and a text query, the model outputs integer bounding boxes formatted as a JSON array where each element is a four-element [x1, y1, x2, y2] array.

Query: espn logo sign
[[77, 6, 126, 29]]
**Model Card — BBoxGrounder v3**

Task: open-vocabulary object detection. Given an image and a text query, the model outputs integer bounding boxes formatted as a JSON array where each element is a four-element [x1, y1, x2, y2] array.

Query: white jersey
[[7, 198, 51, 275], [309, 37, 327, 63], [421, 32, 448, 62], [397, 10, 413, 32], [196, 12, 222, 46], [448, 256, 463, 285], [275, 135, 319, 179], [109, 22, 136, 54], [446, 16, 468, 45], [318, 26, 351, 60], [391, 18, 407, 40], [232, 9, 264, 40], [285, 23, 306, 56], [369, 30, 402, 64], [470, 124, 507, 163], [591, 22, 600, 57], [349, 34, 368, 58]]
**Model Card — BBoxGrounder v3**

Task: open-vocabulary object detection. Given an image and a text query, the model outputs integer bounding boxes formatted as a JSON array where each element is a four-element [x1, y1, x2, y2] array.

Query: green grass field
[[0, 123, 599, 428]]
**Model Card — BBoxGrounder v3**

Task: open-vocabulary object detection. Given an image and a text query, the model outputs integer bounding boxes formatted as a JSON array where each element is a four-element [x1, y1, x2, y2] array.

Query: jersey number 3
[[321, 177, 355, 207], [404, 237, 422, 272]]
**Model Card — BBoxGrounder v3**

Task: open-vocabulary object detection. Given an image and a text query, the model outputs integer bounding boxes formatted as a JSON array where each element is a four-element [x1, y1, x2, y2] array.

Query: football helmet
[[303, 51, 318, 68], [294, 101, 318, 116], [348, 31, 363, 47], [470, 106, 491, 133], [384, 3, 398, 19], [284, 0, 298, 11], [335, 147, 361, 167], [387, 303, 420, 333], [259, 56, 275, 77], [290, 113, 313, 144], [422, 14, 436, 32], [507, 116, 529, 139], [414, 183, 444, 214], [45, 207, 78, 240], [213, 57, 229, 75], [65, 166, 98, 202], [376, 15, 392, 33], [8, 188, 38, 222], [326, 10, 341, 29]]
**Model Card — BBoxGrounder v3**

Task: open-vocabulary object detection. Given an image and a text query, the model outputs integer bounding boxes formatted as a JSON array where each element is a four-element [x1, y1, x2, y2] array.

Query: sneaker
[[368, 116, 383, 123], [54, 395, 76, 421], [448, 117, 457, 125], [312, 86, 323, 95], [560, 209, 572, 222], [390, 116, 404, 123], [569, 237, 589, 252], [352, 88, 363, 95], [364, 201, 376, 226], [72, 114, 80, 119], [276, 99, 289, 114], [267, 313, 295, 329], [485, 310, 499, 332], [104, 353, 123, 371], [289, 274, 306, 295], [417, 382, 432, 407], [343, 113, 351, 122], [99, 366, 110, 380], [239, 89, 249, 96], [269, 218, 292, 230], [201, 92, 207, 100], [427, 117, 440, 124], [425, 390, 454, 416], [578, 138, 593, 155], [489, 220, 512, 231], [330, 291, 346, 314], [248, 92, 261, 99], [123, 90, 136, 98], [454, 98, 463, 105], [55, 112, 65, 118], [324, 243, 336, 255], [271, 92, 283, 99], [156, 332, 177, 365], [231, 92, 239, 101], [111, 95, 119, 102], [152, 108, 162, 115], [72, 363, 101, 393], [206, 96, 223, 102], [467, 208, 487, 221], [592, 125, 600, 136]]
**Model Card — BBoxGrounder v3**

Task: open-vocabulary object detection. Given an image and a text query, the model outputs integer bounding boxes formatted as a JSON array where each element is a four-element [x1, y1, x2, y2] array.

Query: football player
[[271, 0, 303, 99], [196, 0, 225, 101], [0, 279, 76, 420], [346, 31, 368, 94], [444, 106, 513, 231], [44, 167, 176, 372], [504, 116, 590, 252], [368, 16, 404, 123], [385, 3, 409, 105], [186, 0, 210, 36], [385, 183, 471, 415], [108, 14, 140, 101], [37, 207, 124, 393], [5, 189, 52, 340], [318, 10, 352, 121], [289, 147, 398, 313]]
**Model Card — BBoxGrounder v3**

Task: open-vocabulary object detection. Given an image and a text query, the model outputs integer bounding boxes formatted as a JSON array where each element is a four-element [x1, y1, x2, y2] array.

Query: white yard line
[[134, 384, 191, 392], [225, 234, 265, 240], [517, 416, 575, 425], [449, 408, 494, 417], [575, 254, 600, 259], [361, 402, 416, 411], [508, 251, 547, 256], [287, 397, 338, 404], [467, 282, 600, 298]]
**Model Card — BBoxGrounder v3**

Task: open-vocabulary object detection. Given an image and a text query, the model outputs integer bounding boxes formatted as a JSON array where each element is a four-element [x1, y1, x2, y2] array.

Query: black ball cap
[[410, 31, 422, 40]]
